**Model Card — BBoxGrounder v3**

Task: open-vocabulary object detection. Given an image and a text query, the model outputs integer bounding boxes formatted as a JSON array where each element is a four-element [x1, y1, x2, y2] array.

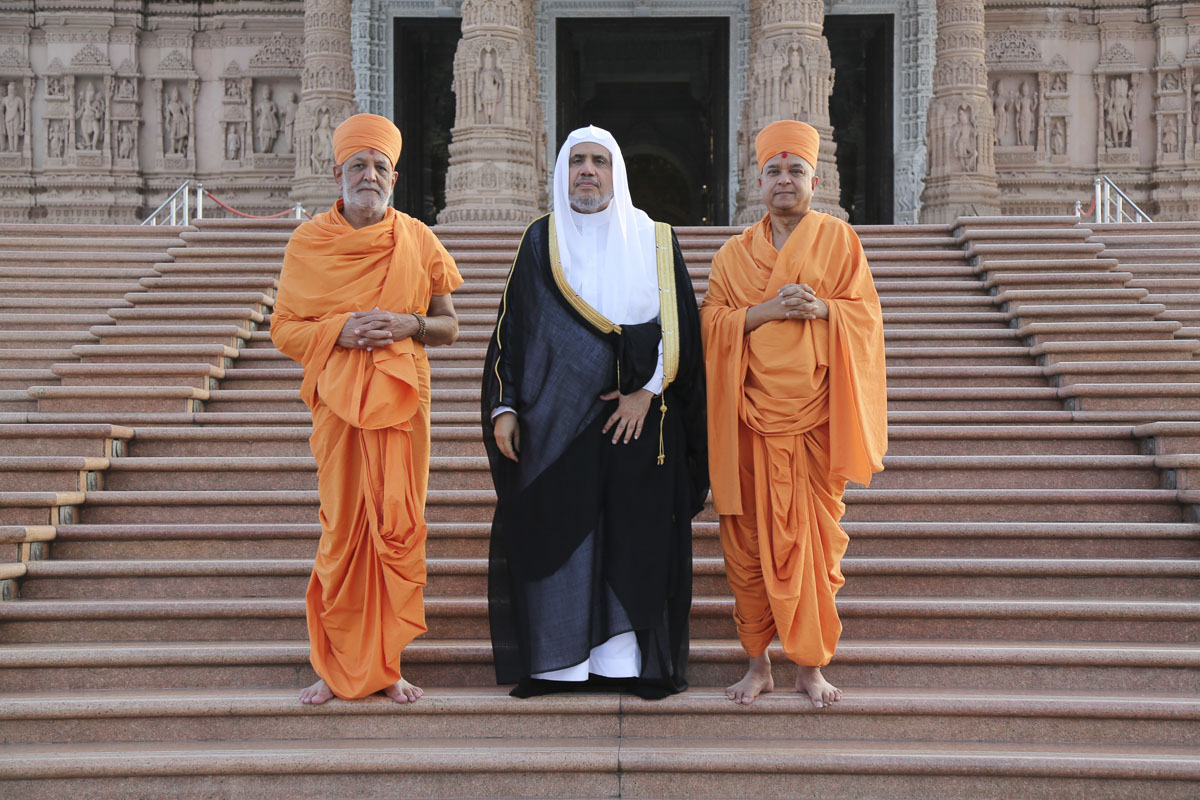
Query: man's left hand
[[779, 283, 829, 320], [599, 388, 653, 444]]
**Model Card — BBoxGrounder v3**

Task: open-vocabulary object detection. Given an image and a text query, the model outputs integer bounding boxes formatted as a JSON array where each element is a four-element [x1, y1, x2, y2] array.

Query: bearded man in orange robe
[[701, 120, 887, 707], [271, 113, 463, 705]]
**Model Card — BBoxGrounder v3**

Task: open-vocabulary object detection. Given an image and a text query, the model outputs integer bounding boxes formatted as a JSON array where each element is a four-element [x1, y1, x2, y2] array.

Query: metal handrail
[[142, 180, 204, 226], [1087, 175, 1152, 224]]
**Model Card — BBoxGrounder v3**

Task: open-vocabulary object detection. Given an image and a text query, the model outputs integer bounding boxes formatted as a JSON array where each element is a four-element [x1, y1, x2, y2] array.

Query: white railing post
[[182, 182, 190, 226], [1093, 176, 1102, 225], [196, 182, 204, 220], [294, 203, 303, 220]]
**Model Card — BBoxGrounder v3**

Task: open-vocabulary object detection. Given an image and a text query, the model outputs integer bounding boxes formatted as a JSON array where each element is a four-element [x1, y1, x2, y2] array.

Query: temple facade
[[1, 0, 1198, 224]]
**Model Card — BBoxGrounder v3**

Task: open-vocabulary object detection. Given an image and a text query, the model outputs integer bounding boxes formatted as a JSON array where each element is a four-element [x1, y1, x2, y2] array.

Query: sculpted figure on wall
[[1, 82, 25, 152], [1015, 81, 1036, 147], [309, 106, 334, 174], [280, 92, 298, 154], [164, 87, 190, 156], [225, 79, 243, 100], [47, 120, 65, 158], [1050, 118, 1065, 155], [952, 103, 978, 171], [116, 122, 135, 159], [1193, 85, 1200, 144], [1104, 75, 1132, 148], [256, 86, 281, 153], [47, 76, 63, 98], [781, 47, 809, 117], [226, 123, 242, 160], [116, 79, 135, 100], [1162, 120, 1178, 154], [76, 81, 105, 150], [476, 49, 503, 124], [990, 81, 1009, 145]]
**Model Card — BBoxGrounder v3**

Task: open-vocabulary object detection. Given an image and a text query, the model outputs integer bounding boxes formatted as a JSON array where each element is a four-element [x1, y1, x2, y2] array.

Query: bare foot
[[795, 666, 842, 709], [725, 653, 774, 705], [299, 678, 334, 705], [383, 677, 424, 704]]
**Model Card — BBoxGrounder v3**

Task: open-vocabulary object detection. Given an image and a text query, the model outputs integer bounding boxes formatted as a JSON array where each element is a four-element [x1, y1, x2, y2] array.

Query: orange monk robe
[[700, 211, 886, 668], [270, 201, 463, 699]]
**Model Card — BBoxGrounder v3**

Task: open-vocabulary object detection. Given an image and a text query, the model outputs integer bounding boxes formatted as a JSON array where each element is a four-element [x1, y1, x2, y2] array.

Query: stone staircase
[[0, 217, 1198, 798]]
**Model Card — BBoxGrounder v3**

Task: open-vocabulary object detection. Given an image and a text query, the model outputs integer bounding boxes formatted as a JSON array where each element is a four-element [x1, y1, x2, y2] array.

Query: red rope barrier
[[1077, 194, 1097, 219], [204, 191, 300, 220]]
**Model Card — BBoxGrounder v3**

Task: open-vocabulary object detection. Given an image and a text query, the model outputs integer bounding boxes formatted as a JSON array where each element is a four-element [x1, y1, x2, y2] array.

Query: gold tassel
[[657, 396, 668, 465]]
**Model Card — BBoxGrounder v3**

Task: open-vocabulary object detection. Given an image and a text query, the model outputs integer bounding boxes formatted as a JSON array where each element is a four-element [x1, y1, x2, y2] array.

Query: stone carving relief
[[1153, 64, 1186, 165], [256, 85, 281, 153], [71, 44, 109, 69], [310, 105, 335, 175], [780, 47, 809, 117], [476, 48, 504, 124], [226, 123, 243, 161], [952, 102, 979, 171], [47, 120, 65, 159], [1050, 118, 1066, 155], [163, 85, 190, 156], [75, 80, 105, 150], [0, 82, 25, 153], [1194, 83, 1200, 144], [250, 32, 304, 70], [1103, 74, 1134, 148], [116, 122, 135, 160]]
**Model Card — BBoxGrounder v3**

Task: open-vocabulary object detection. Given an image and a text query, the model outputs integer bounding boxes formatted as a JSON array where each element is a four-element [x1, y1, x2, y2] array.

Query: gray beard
[[569, 190, 614, 213]]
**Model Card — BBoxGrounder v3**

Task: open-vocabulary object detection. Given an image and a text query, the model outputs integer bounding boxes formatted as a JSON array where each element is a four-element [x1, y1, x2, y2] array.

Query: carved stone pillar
[[292, 0, 357, 214], [733, 0, 844, 224], [438, 0, 545, 225], [918, 0, 1001, 223]]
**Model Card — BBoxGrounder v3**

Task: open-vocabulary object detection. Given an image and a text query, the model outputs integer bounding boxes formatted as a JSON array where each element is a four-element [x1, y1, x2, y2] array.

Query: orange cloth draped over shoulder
[[270, 201, 463, 699], [699, 211, 886, 667]]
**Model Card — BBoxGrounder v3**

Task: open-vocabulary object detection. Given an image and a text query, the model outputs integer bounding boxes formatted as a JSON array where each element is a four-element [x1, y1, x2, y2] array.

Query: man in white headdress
[[482, 125, 708, 698]]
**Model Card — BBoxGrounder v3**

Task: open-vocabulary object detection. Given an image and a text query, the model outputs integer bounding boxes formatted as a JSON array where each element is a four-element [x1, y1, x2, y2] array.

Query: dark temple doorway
[[825, 14, 894, 225], [393, 18, 461, 225], [557, 18, 730, 226]]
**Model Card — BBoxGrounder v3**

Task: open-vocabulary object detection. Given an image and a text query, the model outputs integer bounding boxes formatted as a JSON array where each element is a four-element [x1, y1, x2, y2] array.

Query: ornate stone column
[[733, 0, 844, 225], [918, 0, 1001, 223], [292, 0, 357, 214], [438, 0, 545, 225]]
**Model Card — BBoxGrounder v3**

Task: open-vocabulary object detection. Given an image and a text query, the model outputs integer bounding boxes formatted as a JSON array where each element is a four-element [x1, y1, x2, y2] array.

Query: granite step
[[17, 555, 1197, 601], [42, 519, 1200, 561], [0, 687, 1197, 749], [1, 595, 1197, 643], [2, 638, 1197, 693]]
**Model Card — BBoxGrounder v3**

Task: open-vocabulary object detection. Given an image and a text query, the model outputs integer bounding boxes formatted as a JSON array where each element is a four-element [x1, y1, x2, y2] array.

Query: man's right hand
[[493, 411, 520, 462]]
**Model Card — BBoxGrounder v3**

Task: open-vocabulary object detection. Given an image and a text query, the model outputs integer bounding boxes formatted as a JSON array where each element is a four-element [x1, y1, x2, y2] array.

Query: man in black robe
[[481, 125, 708, 699]]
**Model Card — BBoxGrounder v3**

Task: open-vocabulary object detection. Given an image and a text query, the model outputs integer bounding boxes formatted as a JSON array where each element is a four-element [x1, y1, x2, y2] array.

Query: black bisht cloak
[[481, 214, 708, 699]]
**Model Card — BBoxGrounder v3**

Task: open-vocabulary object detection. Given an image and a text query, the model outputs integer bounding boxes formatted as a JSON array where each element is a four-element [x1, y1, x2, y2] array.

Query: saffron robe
[[482, 215, 708, 699], [700, 211, 886, 667], [271, 201, 463, 699]]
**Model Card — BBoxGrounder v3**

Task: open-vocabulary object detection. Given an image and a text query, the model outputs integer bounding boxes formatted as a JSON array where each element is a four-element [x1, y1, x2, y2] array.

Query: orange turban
[[332, 113, 403, 167], [755, 120, 819, 172]]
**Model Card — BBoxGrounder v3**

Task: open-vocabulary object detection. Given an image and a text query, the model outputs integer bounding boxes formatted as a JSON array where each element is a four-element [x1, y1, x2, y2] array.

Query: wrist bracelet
[[412, 312, 427, 341]]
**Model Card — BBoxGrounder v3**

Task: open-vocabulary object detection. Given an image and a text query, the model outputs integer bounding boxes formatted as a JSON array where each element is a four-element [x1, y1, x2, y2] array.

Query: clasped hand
[[773, 283, 828, 321], [336, 309, 419, 350]]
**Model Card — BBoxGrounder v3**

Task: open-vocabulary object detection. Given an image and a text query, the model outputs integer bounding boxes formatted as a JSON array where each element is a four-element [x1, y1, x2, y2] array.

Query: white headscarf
[[552, 125, 660, 326]]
